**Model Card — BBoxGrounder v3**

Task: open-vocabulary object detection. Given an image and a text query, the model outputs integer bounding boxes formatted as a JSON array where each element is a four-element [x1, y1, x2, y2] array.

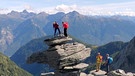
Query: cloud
[[55, 4, 77, 13], [23, 4, 35, 12], [0, 1, 135, 16], [0, 8, 10, 14], [24, 5, 32, 10], [72, 1, 135, 16], [42, 1, 135, 16], [39, 4, 77, 14]]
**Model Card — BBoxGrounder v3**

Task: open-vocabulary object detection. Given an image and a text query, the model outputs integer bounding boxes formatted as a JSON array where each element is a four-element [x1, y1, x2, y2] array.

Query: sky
[[0, 0, 135, 16]]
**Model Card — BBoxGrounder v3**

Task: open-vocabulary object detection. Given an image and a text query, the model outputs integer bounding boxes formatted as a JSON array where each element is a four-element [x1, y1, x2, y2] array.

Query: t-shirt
[[96, 55, 103, 63], [53, 23, 59, 28]]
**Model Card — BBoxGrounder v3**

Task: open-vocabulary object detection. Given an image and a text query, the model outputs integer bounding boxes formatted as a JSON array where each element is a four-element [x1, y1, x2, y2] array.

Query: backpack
[[99, 55, 103, 62], [108, 57, 113, 64], [64, 22, 69, 28]]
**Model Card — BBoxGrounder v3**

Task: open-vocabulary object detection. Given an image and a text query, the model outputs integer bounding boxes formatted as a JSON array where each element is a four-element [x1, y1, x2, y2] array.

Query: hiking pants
[[64, 28, 68, 37], [54, 28, 61, 36], [106, 64, 110, 73], [96, 63, 101, 71]]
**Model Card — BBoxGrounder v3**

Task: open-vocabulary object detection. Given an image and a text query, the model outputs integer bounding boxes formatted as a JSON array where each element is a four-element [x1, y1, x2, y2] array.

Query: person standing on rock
[[62, 22, 69, 37], [95, 52, 103, 72], [104, 54, 113, 75], [53, 21, 61, 37]]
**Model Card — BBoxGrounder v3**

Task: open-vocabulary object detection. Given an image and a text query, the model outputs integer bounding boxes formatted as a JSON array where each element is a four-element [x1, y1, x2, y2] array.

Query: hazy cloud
[[0, 8, 9, 14], [23, 4, 35, 12], [0, 1, 135, 16], [55, 4, 77, 13], [41, 1, 135, 16]]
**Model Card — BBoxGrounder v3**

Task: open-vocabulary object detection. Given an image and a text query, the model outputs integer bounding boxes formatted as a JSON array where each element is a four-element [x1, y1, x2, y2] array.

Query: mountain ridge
[[10, 36, 51, 76], [0, 52, 32, 76], [0, 10, 135, 56], [112, 36, 135, 72]]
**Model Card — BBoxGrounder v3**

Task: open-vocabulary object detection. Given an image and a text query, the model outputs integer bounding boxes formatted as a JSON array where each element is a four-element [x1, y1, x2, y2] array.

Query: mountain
[[112, 36, 135, 72], [111, 15, 135, 23], [1, 10, 135, 56], [43, 12, 65, 35], [0, 13, 24, 55], [0, 10, 36, 30], [32, 12, 49, 28], [86, 41, 128, 63], [11, 35, 128, 76], [44, 11, 135, 46], [0, 10, 37, 56], [7, 10, 36, 20], [10, 36, 52, 76], [0, 52, 32, 76], [4, 19, 46, 56], [61, 11, 135, 45]]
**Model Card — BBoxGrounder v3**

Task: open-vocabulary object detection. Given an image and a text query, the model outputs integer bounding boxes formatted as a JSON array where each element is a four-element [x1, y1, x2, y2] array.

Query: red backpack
[[63, 22, 69, 28]]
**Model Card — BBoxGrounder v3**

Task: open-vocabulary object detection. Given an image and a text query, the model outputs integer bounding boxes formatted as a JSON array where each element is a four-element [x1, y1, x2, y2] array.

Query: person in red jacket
[[62, 22, 69, 37], [53, 21, 61, 36]]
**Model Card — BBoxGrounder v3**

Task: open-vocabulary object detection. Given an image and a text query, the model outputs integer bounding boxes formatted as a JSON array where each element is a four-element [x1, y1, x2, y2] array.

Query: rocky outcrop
[[80, 69, 135, 76], [107, 69, 135, 76], [27, 36, 91, 76], [88, 70, 107, 76], [41, 72, 55, 76], [112, 36, 135, 73]]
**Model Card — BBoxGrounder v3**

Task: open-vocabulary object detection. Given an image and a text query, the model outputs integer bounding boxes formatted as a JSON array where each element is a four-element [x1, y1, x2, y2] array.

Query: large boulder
[[108, 69, 135, 76], [44, 36, 72, 46], [27, 36, 91, 76], [89, 70, 106, 76], [41, 72, 55, 76], [80, 69, 135, 76]]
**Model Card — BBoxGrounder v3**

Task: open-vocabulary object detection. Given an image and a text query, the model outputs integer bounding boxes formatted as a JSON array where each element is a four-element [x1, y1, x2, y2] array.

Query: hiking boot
[[105, 73, 108, 75], [95, 70, 99, 72]]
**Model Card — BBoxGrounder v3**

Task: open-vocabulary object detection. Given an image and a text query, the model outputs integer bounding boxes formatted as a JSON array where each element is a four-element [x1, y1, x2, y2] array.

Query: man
[[96, 52, 103, 72], [104, 54, 111, 75], [53, 21, 61, 36], [62, 22, 69, 37]]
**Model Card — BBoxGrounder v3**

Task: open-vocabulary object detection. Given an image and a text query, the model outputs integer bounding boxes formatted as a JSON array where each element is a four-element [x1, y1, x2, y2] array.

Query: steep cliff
[[112, 36, 135, 72]]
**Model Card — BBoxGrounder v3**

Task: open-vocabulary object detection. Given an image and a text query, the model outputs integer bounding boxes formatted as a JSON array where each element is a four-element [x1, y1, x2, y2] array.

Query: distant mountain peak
[[55, 12, 65, 15], [8, 10, 30, 15], [22, 10, 29, 14], [10, 10, 18, 13], [67, 11, 80, 15], [132, 36, 135, 40], [7, 10, 19, 15], [6, 10, 36, 19], [38, 12, 48, 16], [64, 11, 82, 18]]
